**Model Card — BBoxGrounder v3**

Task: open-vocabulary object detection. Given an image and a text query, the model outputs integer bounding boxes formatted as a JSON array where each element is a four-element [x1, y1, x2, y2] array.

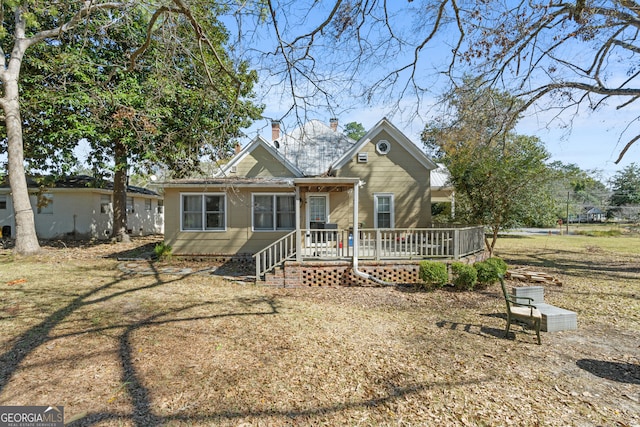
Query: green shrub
[[451, 262, 478, 291], [485, 257, 508, 275], [418, 261, 448, 289], [474, 257, 508, 285], [154, 242, 173, 261]]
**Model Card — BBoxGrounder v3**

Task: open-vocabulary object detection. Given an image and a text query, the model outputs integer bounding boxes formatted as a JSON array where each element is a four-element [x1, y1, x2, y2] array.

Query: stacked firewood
[[505, 268, 563, 286]]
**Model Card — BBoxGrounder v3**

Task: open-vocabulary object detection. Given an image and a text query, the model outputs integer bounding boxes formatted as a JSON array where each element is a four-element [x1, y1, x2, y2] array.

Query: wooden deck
[[254, 226, 486, 281]]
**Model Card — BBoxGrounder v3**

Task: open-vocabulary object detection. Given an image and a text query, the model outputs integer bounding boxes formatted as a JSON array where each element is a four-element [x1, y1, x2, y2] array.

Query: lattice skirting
[[275, 256, 485, 287]]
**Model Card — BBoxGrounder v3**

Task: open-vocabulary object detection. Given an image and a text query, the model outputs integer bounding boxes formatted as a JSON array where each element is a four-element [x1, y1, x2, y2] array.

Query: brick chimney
[[330, 117, 338, 132], [271, 120, 280, 141]]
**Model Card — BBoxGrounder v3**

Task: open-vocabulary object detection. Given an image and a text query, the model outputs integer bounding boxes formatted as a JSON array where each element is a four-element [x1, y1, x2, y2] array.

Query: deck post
[[454, 228, 460, 260], [353, 181, 359, 262]]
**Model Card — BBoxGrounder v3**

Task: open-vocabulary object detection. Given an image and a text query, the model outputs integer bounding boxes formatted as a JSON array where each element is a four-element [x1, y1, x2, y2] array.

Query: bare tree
[[454, 0, 640, 163], [231, 1, 463, 125], [245, 1, 640, 164]]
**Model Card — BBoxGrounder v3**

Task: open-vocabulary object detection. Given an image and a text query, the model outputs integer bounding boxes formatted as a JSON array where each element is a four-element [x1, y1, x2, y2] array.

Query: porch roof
[[162, 176, 360, 191], [294, 177, 360, 192], [162, 177, 295, 188]]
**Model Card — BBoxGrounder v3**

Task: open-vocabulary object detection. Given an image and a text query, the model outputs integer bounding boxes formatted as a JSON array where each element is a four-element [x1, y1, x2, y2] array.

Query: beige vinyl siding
[[336, 130, 431, 228], [164, 185, 296, 256], [234, 145, 297, 178]]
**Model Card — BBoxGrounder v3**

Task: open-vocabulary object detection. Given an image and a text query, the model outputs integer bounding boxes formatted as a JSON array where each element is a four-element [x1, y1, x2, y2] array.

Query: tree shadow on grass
[[65, 376, 490, 426], [436, 314, 543, 344], [503, 248, 640, 282], [0, 261, 279, 427], [435, 319, 506, 340], [576, 359, 640, 385]]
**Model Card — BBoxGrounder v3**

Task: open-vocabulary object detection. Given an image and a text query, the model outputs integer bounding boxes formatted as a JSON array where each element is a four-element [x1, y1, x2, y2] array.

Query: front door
[[306, 194, 329, 243]]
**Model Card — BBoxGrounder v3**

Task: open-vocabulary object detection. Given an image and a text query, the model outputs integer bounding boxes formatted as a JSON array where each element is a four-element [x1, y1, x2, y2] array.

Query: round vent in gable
[[376, 139, 391, 154]]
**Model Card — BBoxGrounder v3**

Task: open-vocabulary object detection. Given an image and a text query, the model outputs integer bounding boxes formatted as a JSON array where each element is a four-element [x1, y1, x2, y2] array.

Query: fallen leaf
[[7, 278, 27, 286]]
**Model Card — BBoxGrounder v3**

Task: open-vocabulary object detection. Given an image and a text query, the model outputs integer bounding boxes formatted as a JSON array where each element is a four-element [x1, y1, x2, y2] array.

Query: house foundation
[[264, 251, 489, 287]]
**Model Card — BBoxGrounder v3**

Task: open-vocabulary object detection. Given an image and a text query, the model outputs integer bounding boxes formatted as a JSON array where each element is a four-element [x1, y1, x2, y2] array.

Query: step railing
[[253, 231, 297, 281]]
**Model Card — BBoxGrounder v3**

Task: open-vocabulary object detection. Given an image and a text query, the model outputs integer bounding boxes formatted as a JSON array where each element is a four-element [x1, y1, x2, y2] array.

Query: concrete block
[[512, 286, 545, 304], [535, 303, 578, 332]]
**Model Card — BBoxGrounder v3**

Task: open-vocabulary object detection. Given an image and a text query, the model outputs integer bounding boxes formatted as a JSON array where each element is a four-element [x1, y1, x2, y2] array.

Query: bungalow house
[[162, 117, 484, 285], [0, 175, 164, 240]]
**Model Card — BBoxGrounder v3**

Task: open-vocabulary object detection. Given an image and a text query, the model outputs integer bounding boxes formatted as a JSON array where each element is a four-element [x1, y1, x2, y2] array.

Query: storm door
[[306, 194, 329, 243]]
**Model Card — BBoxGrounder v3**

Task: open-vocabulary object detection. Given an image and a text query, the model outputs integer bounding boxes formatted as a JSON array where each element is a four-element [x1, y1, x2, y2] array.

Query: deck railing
[[254, 226, 486, 280], [301, 226, 485, 260]]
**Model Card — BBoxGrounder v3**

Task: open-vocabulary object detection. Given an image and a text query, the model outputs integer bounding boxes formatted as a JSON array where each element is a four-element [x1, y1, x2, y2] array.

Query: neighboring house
[[430, 163, 455, 217], [585, 207, 605, 223], [569, 206, 606, 223], [0, 175, 164, 240], [572, 207, 605, 223]]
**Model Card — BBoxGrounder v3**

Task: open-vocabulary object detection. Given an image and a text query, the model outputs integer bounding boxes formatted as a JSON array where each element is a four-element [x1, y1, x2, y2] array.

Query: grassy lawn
[[0, 234, 638, 426]]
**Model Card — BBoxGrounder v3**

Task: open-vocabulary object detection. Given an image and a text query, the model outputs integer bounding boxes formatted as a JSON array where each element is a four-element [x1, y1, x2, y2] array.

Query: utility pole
[[566, 191, 570, 235]]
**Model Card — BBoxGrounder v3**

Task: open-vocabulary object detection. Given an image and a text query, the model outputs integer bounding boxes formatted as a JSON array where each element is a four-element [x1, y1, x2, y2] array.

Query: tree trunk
[[111, 140, 130, 243], [4, 73, 41, 255], [484, 226, 499, 257]]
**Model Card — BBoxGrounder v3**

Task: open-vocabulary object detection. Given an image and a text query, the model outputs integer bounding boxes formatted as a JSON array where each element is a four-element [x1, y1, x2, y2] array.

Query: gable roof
[[218, 117, 437, 179], [332, 118, 437, 171], [216, 135, 304, 178]]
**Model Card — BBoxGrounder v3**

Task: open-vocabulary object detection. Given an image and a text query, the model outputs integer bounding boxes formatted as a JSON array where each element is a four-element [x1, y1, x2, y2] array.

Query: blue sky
[[232, 2, 639, 184]]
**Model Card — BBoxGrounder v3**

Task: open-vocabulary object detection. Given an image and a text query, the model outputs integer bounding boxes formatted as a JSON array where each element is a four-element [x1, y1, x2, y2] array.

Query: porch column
[[353, 181, 359, 261], [295, 185, 302, 261]]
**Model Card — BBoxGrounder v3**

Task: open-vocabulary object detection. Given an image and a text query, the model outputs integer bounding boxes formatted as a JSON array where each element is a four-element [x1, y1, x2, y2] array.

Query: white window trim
[[374, 193, 394, 229], [376, 139, 391, 155], [180, 192, 227, 232], [252, 193, 296, 232]]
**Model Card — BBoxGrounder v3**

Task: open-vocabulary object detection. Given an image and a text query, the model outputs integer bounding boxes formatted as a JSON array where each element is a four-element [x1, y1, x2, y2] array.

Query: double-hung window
[[253, 194, 295, 231], [181, 194, 226, 231], [374, 193, 394, 228], [126, 196, 134, 213]]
